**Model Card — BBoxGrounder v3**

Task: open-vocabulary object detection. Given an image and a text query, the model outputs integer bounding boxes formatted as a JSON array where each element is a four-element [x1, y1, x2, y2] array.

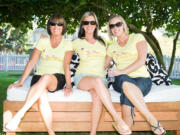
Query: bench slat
[[3, 121, 180, 132], [18, 111, 179, 121], [4, 101, 180, 111]]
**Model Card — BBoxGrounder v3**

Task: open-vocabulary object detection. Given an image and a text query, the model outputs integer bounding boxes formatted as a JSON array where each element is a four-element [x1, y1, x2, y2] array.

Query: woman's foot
[[49, 131, 56, 135], [5, 116, 21, 131], [3, 111, 13, 127], [150, 121, 166, 135], [112, 122, 132, 135], [5, 111, 24, 131]]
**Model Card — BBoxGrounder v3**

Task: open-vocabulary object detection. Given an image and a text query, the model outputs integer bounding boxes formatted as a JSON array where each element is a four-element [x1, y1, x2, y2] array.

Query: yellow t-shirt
[[72, 38, 106, 77], [107, 33, 149, 78], [35, 38, 72, 75]]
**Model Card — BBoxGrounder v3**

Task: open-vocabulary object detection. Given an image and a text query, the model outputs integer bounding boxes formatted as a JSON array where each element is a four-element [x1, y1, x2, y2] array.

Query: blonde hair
[[108, 15, 129, 40]]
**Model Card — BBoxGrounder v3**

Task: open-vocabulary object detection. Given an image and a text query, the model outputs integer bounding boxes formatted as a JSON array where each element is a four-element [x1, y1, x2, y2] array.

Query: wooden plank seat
[[3, 101, 180, 135]]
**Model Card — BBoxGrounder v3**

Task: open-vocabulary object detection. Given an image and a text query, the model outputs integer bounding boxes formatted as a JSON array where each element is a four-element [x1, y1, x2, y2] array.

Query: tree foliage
[[0, 0, 179, 73], [0, 24, 31, 53]]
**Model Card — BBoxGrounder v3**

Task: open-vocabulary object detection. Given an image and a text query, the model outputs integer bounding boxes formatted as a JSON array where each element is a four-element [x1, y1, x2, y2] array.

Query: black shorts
[[30, 73, 65, 92]]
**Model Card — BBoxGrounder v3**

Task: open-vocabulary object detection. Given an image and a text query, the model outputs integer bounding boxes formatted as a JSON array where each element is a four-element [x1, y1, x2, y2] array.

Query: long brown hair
[[78, 11, 105, 46]]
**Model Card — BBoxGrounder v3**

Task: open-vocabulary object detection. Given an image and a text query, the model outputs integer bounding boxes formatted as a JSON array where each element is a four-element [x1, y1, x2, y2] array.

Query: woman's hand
[[108, 68, 122, 77], [8, 82, 23, 90], [63, 87, 73, 97]]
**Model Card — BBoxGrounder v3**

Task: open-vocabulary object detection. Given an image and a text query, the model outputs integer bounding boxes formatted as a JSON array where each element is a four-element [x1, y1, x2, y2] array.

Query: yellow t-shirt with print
[[107, 33, 149, 78], [35, 38, 72, 75], [72, 38, 106, 77]]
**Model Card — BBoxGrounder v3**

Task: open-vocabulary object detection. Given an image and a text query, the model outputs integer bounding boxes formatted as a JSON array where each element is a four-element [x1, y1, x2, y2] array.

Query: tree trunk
[[143, 33, 166, 70], [146, 32, 163, 57], [168, 31, 180, 75]]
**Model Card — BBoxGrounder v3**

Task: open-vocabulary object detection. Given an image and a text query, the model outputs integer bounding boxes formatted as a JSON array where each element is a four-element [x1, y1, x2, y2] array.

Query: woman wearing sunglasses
[[65, 11, 131, 135], [105, 15, 166, 135], [5, 14, 73, 135]]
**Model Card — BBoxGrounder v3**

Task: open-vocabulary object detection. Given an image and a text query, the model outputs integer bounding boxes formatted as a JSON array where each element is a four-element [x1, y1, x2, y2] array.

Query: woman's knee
[[122, 81, 138, 90], [38, 74, 52, 86], [40, 74, 52, 82], [122, 81, 131, 89], [122, 81, 136, 95]]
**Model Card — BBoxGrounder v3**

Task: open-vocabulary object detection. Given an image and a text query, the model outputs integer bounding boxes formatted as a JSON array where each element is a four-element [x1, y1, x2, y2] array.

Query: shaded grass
[[172, 79, 180, 85], [0, 71, 22, 134], [0, 71, 177, 135]]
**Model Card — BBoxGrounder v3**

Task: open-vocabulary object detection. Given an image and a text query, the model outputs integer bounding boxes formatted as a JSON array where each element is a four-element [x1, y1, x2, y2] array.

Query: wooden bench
[[3, 100, 180, 135]]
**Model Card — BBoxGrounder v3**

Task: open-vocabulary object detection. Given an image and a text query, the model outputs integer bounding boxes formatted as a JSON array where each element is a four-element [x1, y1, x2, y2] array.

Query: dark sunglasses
[[109, 22, 123, 29], [82, 21, 96, 25], [49, 22, 64, 26]]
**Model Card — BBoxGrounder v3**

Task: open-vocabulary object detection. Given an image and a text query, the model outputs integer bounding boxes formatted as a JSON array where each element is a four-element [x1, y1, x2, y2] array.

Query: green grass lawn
[[172, 79, 180, 85], [0, 71, 179, 135]]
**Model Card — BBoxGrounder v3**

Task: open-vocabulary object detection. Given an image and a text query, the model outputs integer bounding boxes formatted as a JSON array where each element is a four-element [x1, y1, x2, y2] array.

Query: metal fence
[[0, 53, 29, 71], [163, 55, 180, 79], [0, 53, 180, 79]]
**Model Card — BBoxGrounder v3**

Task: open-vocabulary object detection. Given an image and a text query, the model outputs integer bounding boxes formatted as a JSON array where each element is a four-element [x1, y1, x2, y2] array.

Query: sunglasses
[[49, 22, 64, 26], [82, 21, 96, 25], [109, 22, 123, 29]]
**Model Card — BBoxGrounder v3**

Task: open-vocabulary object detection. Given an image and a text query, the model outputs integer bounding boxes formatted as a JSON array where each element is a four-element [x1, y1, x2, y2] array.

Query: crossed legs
[[77, 76, 131, 134], [122, 81, 165, 135], [5, 74, 58, 135], [89, 90, 103, 135], [38, 90, 55, 135]]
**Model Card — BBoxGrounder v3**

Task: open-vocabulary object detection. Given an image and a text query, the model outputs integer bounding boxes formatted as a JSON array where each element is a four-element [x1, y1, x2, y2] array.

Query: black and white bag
[[145, 53, 172, 85], [70, 52, 80, 87]]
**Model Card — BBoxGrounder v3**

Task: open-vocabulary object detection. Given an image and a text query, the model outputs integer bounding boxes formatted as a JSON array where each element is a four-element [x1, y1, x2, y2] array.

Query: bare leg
[[5, 74, 58, 131], [38, 91, 55, 135], [78, 76, 131, 134], [122, 81, 165, 135], [89, 90, 102, 135], [122, 105, 133, 128]]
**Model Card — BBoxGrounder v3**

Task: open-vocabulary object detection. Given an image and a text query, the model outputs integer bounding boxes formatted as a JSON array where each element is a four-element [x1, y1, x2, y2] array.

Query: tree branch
[[147, 32, 163, 57], [139, 2, 150, 32], [141, 2, 148, 19], [148, 3, 153, 32]]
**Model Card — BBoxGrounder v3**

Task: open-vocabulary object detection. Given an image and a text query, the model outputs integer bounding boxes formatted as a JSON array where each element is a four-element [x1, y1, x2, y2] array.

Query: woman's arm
[[63, 51, 73, 96], [108, 40, 147, 76], [8, 48, 41, 89], [104, 55, 113, 70]]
